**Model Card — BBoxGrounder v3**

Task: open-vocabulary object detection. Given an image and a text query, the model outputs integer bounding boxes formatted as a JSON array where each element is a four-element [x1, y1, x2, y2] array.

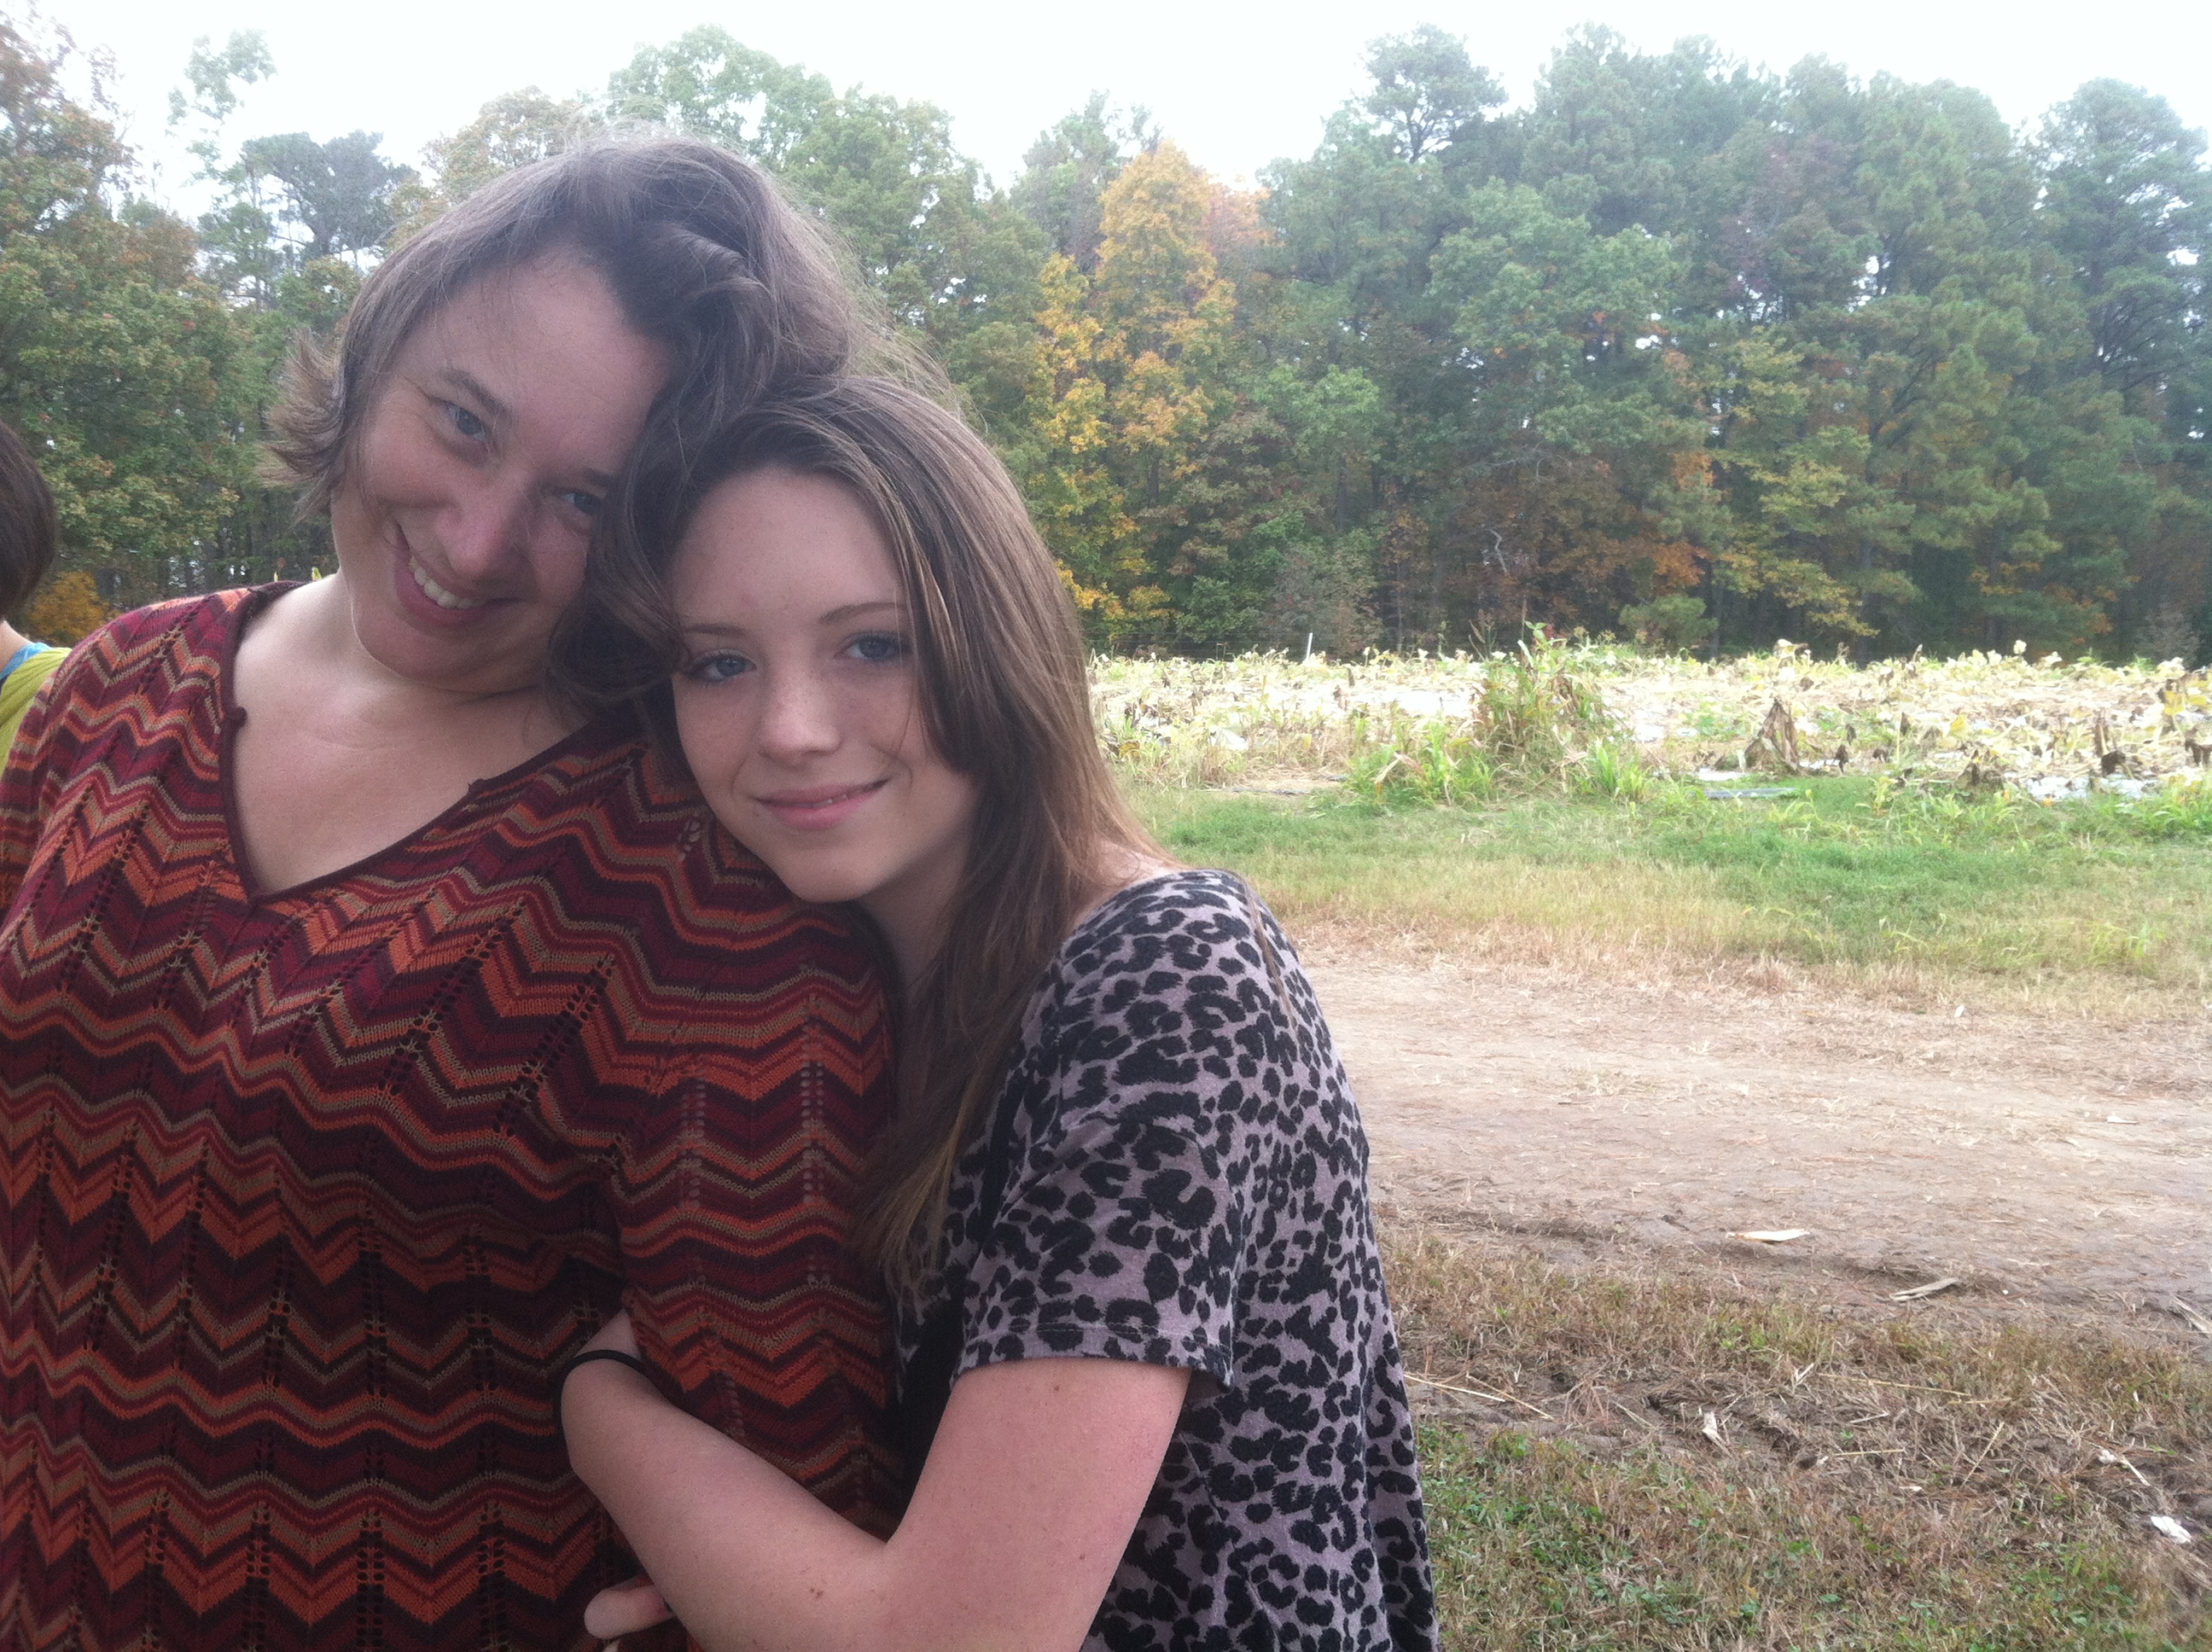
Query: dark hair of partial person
[[555, 375, 1165, 1293], [264, 131, 905, 515], [0, 418, 58, 621]]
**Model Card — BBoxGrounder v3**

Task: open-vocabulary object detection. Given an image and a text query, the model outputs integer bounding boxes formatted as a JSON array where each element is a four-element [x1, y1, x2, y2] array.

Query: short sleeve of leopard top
[[896, 870, 1435, 1651]]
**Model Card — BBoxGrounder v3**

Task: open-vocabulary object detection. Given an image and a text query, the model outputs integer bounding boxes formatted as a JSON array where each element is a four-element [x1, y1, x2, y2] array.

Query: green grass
[[1134, 777, 2212, 1014]]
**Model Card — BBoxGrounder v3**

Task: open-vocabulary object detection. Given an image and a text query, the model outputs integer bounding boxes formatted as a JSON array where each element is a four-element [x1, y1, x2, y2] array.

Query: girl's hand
[[585, 1574, 674, 1644]]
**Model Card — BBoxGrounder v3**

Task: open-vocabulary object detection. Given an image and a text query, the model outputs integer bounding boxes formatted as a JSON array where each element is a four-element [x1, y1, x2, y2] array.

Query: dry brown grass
[[1388, 1229, 2212, 1649], [1285, 907, 2211, 1026]]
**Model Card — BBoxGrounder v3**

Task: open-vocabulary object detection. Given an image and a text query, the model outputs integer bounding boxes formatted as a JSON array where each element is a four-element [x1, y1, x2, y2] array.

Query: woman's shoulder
[[96, 587, 261, 647], [9, 592, 249, 742], [57, 589, 262, 691], [485, 729, 889, 1010]]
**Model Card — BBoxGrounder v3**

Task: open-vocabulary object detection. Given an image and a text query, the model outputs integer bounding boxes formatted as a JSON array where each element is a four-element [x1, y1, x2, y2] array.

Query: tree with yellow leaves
[[1017, 143, 1279, 647]]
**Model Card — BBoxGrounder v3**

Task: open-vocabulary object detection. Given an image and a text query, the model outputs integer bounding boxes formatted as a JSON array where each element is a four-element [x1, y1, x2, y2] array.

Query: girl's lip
[[754, 779, 888, 829]]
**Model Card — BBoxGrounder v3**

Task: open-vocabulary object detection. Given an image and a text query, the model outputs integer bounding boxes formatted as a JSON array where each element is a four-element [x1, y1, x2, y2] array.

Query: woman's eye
[[847, 632, 906, 665], [561, 489, 602, 518], [680, 651, 754, 684], [445, 403, 488, 440]]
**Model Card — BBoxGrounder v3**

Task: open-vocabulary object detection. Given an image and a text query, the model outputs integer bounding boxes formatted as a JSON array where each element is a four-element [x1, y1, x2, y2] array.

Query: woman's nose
[[437, 474, 537, 582]]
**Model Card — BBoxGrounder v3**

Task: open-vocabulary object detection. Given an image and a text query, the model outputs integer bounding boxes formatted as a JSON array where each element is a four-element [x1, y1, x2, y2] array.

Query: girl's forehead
[[674, 474, 900, 615]]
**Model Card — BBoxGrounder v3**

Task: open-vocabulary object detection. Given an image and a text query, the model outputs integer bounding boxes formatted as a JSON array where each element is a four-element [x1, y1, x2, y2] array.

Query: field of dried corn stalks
[[1094, 641, 2212, 805]]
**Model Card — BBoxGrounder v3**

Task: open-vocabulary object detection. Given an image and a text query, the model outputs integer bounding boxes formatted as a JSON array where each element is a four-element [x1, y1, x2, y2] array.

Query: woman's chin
[[352, 602, 543, 697]]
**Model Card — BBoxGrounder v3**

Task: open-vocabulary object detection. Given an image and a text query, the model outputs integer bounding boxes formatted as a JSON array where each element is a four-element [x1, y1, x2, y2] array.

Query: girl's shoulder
[[1026, 866, 1314, 1062], [1058, 866, 1272, 973]]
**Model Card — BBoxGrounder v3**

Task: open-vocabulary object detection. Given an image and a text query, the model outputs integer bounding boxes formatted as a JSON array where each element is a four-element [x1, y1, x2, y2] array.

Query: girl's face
[[670, 468, 978, 957], [330, 258, 667, 697]]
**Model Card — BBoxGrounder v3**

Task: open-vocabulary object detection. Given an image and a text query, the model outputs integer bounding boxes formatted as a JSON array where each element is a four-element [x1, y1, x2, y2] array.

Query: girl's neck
[[0, 620, 31, 660], [867, 846, 1175, 1009], [859, 870, 961, 1004]]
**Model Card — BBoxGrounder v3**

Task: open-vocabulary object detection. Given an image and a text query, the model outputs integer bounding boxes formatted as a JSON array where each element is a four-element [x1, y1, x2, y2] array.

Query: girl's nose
[[757, 671, 840, 760]]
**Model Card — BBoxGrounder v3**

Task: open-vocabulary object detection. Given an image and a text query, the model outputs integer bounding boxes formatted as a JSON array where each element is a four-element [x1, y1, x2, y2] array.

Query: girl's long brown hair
[[555, 376, 1163, 1294]]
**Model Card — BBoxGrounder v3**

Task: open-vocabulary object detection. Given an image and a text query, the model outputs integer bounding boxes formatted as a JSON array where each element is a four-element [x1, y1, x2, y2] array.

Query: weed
[[1093, 645, 2212, 798], [1580, 742, 1652, 802], [2124, 776, 2212, 841], [1350, 724, 1496, 808], [1334, 644, 1631, 816]]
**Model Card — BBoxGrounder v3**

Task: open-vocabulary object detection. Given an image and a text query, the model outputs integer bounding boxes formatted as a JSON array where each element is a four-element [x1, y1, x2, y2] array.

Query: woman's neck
[[0, 620, 31, 660]]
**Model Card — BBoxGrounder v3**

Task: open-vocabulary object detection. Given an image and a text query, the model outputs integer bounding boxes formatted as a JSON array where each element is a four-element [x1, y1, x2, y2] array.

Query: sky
[[36, 0, 2212, 205]]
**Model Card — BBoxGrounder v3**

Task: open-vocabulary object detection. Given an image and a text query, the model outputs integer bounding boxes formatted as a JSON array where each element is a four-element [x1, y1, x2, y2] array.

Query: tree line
[[3, 15, 2206, 661]]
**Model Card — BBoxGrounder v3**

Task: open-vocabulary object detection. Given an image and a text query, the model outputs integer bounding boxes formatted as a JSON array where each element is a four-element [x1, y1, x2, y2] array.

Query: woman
[[0, 416, 62, 755], [556, 377, 1435, 1650], [0, 140, 907, 1650]]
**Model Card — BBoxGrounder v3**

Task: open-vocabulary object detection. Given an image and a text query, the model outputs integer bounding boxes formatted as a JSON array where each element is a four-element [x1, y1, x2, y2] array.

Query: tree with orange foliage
[[26, 570, 110, 644]]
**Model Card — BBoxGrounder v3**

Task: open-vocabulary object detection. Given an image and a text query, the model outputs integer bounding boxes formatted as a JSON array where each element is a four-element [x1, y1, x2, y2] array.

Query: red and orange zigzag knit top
[[0, 589, 901, 1650]]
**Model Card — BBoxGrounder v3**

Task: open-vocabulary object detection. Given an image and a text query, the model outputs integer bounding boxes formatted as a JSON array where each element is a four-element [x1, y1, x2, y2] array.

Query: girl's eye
[[560, 489, 602, 518], [847, 632, 906, 665], [680, 651, 754, 685], [446, 402, 488, 440]]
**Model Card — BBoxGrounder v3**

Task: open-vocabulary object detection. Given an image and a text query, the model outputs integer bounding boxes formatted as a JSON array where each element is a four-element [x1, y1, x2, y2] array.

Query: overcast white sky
[[39, 0, 2212, 202]]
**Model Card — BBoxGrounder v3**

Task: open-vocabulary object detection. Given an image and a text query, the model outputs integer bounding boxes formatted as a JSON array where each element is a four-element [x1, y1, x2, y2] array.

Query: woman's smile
[[408, 554, 490, 612], [389, 531, 504, 627]]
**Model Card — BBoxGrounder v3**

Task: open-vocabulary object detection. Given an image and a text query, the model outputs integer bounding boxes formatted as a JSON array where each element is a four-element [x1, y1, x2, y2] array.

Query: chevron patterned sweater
[[0, 589, 900, 1650]]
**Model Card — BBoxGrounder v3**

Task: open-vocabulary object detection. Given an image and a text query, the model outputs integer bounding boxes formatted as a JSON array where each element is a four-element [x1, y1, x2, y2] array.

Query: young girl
[[556, 377, 1435, 1651]]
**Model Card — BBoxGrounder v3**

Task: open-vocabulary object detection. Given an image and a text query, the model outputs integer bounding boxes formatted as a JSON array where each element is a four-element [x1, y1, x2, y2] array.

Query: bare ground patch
[[1319, 955, 2212, 1643], [1305, 945, 2210, 1317]]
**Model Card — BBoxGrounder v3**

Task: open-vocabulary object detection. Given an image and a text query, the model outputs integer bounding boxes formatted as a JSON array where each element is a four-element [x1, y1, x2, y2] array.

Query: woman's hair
[[265, 133, 899, 516], [557, 376, 1163, 1292], [0, 418, 58, 622]]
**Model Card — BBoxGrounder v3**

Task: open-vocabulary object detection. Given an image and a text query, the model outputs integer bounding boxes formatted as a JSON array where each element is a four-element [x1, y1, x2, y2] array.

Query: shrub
[[1618, 592, 1716, 654]]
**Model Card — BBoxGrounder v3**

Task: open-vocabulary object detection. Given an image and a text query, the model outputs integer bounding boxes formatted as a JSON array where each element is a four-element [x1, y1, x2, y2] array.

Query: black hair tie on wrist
[[555, 1347, 658, 1446]]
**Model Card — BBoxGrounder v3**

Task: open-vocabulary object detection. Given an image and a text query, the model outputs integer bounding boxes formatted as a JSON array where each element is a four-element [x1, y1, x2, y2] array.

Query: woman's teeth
[[411, 558, 486, 610]]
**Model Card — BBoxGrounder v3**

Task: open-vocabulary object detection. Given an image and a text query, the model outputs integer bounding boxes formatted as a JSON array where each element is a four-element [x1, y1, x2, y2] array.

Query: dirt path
[[1304, 948, 2211, 1313]]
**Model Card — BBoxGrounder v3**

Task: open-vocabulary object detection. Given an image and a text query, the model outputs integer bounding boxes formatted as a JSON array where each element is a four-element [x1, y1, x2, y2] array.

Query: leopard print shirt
[[895, 870, 1435, 1651]]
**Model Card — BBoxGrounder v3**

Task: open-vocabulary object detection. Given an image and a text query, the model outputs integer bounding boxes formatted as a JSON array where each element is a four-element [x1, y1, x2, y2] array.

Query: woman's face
[[329, 257, 667, 697], [669, 468, 978, 949]]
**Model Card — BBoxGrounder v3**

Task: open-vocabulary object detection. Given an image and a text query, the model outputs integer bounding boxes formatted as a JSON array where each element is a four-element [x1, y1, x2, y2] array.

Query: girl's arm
[[565, 1312, 1188, 1652]]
